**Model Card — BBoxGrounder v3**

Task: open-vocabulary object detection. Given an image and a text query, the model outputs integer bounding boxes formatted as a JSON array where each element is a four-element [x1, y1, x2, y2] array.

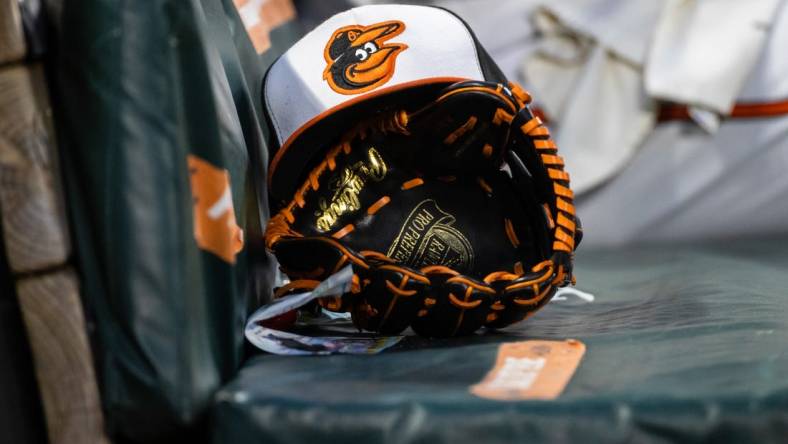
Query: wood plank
[[16, 269, 110, 444], [0, 63, 70, 273], [0, 0, 26, 64]]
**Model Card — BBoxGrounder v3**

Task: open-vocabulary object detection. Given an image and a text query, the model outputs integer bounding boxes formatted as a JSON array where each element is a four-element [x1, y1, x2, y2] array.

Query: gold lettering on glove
[[387, 199, 474, 271], [315, 147, 387, 232]]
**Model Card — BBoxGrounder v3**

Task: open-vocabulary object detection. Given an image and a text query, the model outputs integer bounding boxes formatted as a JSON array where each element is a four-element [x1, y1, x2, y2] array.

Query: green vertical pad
[[49, 0, 298, 441]]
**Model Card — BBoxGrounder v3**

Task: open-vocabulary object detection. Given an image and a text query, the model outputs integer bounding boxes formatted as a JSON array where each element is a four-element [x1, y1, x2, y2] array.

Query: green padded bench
[[213, 237, 788, 443]]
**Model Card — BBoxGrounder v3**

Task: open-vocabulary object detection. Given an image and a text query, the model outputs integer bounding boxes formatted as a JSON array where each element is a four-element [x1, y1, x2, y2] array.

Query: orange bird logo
[[323, 20, 407, 95]]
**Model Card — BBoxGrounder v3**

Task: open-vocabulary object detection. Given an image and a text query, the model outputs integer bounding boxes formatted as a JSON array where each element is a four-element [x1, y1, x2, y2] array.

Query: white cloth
[[577, 115, 788, 246], [577, 0, 788, 246], [523, 0, 786, 194], [646, 0, 782, 114], [523, 1, 662, 193]]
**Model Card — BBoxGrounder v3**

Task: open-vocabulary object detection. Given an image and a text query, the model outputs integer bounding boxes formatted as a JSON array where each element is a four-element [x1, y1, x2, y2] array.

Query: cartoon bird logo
[[323, 20, 408, 95]]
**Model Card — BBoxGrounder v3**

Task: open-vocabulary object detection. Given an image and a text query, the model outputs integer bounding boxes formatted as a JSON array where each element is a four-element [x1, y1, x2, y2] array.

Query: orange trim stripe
[[542, 203, 555, 229], [555, 227, 574, 249], [658, 98, 788, 122], [504, 218, 520, 247], [484, 271, 520, 283], [445, 276, 497, 294], [331, 255, 349, 274], [360, 250, 395, 262], [504, 269, 554, 291], [493, 108, 514, 125], [554, 183, 574, 199], [422, 265, 460, 276], [385, 280, 417, 296], [509, 83, 532, 105], [402, 178, 424, 190], [449, 292, 483, 309], [556, 212, 575, 232], [541, 154, 564, 166], [477, 177, 493, 193], [548, 168, 570, 181], [512, 285, 553, 306], [332, 224, 355, 239], [520, 117, 542, 134], [438, 86, 516, 113], [274, 279, 320, 298], [367, 196, 391, 215], [557, 198, 575, 215], [529, 126, 550, 137], [534, 139, 557, 150], [444, 116, 477, 144], [378, 264, 431, 283], [553, 240, 572, 252]]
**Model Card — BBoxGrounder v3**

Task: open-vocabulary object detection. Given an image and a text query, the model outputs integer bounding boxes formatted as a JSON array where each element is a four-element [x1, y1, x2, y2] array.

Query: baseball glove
[[264, 80, 581, 337]]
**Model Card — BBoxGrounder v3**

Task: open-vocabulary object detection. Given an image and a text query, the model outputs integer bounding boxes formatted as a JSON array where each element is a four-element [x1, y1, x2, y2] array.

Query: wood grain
[[1, 61, 109, 442], [0, 0, 26, 64], [17, 269, 110, 444], [0, 63, 70, 273]]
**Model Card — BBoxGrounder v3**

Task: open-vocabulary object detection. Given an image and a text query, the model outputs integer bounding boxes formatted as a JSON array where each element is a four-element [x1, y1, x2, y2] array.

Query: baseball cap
[[263, 4, 507, 201]]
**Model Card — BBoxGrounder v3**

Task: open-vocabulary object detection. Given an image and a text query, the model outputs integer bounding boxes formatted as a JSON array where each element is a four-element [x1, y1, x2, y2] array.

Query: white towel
[[646, 0, 782, 114], [523, 0, 784, 194]]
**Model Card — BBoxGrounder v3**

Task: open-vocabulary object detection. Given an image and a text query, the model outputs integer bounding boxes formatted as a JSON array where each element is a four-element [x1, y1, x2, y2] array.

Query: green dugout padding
[[49, 0, 299, 441], [213, 237, 788, 443]]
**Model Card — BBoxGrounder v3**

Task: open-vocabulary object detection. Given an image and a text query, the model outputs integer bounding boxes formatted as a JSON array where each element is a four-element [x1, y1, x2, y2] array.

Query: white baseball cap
[[263, 4, 507, 200]]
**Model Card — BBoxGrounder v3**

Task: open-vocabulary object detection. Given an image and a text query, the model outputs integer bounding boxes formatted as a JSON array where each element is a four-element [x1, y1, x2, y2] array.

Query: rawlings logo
[[315, 147, 387, 232], [387, 200, 474, 271], [323, 20, 407, 95]]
